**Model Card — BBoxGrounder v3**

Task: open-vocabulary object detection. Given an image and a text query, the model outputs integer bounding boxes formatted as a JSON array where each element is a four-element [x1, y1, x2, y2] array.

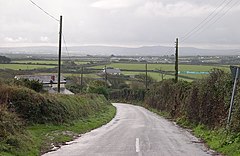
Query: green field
[[2, 61, 230, 81], [75, 61, 90, 65], [36, 73, 101, 79], [12, 60, 89, 65], [122, 71, 208, 81], [93, 63, 229, 72], [12, 60, 58, 64], [63, 63, 230, 81], [91, 63, 230, 81], [0, 64, 56, 70]]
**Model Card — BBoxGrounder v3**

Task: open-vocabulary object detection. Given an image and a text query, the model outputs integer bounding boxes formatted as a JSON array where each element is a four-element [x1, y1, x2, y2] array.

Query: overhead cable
[[181, 0, 238, 42], [28, 0, 59, 22], [62, 34, 71, 60]]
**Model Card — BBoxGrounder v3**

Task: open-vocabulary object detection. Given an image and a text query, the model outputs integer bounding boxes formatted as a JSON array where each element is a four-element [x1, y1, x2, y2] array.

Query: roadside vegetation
[[0, 81, 116, 156], [109, 69, 240, 156], [0, 57, 238, 155]]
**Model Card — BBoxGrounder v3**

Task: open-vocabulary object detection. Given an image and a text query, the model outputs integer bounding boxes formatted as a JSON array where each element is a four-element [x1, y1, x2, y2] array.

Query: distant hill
[[0, 45, 238, 56]]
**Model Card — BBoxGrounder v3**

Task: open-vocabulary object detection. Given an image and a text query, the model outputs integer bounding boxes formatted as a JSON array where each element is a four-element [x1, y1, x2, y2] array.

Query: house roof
[[103, 68, 121, 74], [48, 88, 74, 94], [14, 75, 66, 84]]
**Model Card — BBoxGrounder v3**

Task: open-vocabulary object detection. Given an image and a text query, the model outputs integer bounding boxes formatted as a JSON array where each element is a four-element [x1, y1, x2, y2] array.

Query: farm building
[[102, 67, 121, 75], [14, 75, 73, 94]]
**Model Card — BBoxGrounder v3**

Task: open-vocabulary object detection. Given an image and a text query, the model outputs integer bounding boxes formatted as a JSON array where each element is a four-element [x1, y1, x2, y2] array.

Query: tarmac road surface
[[43, 103, 214, 156]]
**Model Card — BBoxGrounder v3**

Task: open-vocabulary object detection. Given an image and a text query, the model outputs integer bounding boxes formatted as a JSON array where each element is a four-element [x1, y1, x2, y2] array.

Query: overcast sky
[[0, 0, 240, 49]]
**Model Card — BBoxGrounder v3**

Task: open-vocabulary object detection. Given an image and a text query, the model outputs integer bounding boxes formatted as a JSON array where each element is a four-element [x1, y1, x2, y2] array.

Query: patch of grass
[[175, 117, 195, 128], [0, 64, 55, 70], [148, 108, 171, 119], [193, 125, 240, 156], [75, 61, 90, 65], [0, 128, 38, 156], [28, 105, 116, 155], [12, 60, 89, 65], [11, 60, 58, 65]]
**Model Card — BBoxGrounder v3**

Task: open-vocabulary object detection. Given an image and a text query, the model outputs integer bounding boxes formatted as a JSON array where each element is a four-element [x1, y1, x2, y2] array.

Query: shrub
[[144, 69, 238, 130], [0, 84, 111, 124], [13, 79, 43, 92]]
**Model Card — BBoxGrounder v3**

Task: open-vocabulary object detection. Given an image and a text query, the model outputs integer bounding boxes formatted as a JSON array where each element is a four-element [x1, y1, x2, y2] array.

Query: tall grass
[[0, 83, 115, 156]]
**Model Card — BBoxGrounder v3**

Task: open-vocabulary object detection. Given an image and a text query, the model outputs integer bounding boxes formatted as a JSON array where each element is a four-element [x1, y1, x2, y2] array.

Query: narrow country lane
[[43, 103, 214, 156]]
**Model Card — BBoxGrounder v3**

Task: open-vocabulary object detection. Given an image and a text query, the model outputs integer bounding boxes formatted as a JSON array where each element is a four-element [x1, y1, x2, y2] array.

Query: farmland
[[36, 73, 101, 79], [0, 63, 56, 70], [1, 59, 231, 81], [92, 63, 229, 72], [12, 60, 89, 65], [90, 63, 230, 81], [0, 59, 90, 71]]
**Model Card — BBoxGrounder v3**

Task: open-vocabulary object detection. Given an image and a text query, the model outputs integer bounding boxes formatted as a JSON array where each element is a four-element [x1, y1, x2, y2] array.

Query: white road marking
[[136, 138, 140, 153]]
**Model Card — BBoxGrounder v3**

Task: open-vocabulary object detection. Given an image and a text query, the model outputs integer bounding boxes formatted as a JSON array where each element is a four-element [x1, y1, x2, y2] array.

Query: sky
[[0, 0, 240, 49]]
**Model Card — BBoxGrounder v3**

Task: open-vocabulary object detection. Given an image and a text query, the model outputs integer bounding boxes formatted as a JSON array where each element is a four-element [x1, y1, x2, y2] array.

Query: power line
[[161, 0, 238, 54], [164, 46, 175, 55], [181, 0, 238, 42], [196, 0, 240, 37], [182, 0, 236, 42], [181, 0, 229, 41], [28, 0, 59, 22], [62, 34, 71, 60], [28, 0, 72, 61]]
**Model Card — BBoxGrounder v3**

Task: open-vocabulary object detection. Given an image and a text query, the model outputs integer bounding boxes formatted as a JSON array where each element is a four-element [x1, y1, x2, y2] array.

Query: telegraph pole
[[145, 63, 148, 89], [81, 66, 83, 92], [105, 65, 108, 87], [175, 38, 179, 83], [57, 15, 63, 93]]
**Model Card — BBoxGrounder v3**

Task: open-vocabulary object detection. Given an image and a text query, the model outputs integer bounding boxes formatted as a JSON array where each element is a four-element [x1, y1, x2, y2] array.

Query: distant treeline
[[0, 55, 11, 64]]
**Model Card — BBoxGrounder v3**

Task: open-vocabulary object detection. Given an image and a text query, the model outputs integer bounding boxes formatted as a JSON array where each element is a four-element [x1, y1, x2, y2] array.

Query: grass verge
[[0, 105, 116, 156], [192, 125, 240, 156]]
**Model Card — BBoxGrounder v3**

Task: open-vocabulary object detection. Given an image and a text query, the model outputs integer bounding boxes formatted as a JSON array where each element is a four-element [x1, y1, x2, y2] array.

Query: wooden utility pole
[[105, 65, 107, 87], [175, 38, 179, 83], [57, 15, 63, 93], [81, 66, 83, 92], [145, 63, 148, 89]]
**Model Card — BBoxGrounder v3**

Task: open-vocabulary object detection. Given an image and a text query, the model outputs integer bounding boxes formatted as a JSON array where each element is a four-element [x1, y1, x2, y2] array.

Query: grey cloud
[[0, 0, 239, 49]]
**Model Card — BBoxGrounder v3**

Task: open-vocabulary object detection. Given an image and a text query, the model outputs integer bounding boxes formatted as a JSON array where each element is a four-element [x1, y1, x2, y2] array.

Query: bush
[[144, 69, 238, 130], [86, 80, 109, 99], [0, 82, 113, 156], [87, 86, 109, 99], [0, 106, 23, 138], [0, 84, 111, 124], [109, 88, 145, 102], [13, 79, 43, 92]]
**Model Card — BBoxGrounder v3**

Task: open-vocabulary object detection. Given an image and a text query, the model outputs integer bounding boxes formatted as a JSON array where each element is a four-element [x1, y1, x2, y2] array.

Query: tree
[[87, 80, 109, 99], [0, 55, 11, 64], [135, 74, 155, 84]]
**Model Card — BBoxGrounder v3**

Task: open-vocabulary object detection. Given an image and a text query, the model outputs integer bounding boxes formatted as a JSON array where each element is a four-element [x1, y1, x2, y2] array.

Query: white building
[[102, 68, 121, 75], [14, 75, 73, 94]]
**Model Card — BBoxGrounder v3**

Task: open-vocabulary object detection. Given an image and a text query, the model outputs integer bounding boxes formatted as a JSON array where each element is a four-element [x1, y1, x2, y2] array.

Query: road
[[43, 103, 214, 156]]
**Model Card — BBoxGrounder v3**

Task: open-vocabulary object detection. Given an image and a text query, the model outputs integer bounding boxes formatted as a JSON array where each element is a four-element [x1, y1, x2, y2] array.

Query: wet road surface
[[43, 103, 213, 156]]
